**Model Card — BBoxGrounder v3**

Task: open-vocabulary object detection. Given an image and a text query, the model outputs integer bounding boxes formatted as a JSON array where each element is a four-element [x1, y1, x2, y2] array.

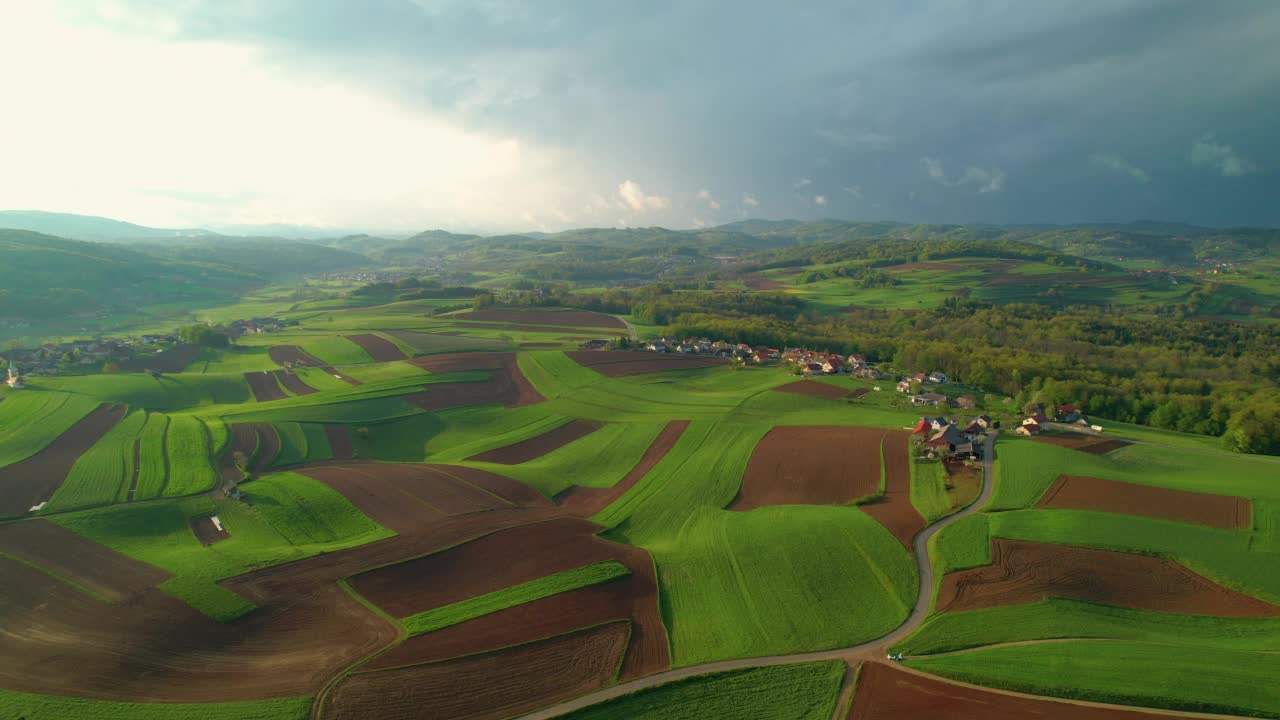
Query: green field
[[907, 640, 1280, 718], [54, 472, 394, 620], [0, 390, 103, 469], [0, 689, 311, 720], [563, 661, 845, 720], [48, 409, 147, 510], [398, 560, 630, 636]]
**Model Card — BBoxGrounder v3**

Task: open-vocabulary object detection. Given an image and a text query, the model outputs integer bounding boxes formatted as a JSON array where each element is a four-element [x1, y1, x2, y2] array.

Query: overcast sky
[[3, 1, 1278, 233]]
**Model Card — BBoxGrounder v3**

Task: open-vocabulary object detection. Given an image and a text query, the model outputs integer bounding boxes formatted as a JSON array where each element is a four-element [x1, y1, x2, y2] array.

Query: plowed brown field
[[460, 310, 626, 329], [322, 621, 630, 720], [0, 403, 124, 516], [467, 420, 601, 464], [742, 273, 787, 290], [300, 463, 512, 527], [325, 424, 354, 459], [860, 430, 925, 547], [429, 464, 552, 508], [406, 352, 543, 409], [773, 379, 851, 400], [346, 333, 407, 361], [730, 426, 886, 511], [1037, 475, 1251, 529], [565, 350, 726, 376], [937, 538, 1280, 616], [272, 369, 317, 396], [0, 519, 169, 602], [1032, 432, 1132, 454], [119, 344, 201, 373], [557, 420, 690, 516], [269, 346, 360, 385], [244, 370, 287, 401], [848, 661, 1183, 720]]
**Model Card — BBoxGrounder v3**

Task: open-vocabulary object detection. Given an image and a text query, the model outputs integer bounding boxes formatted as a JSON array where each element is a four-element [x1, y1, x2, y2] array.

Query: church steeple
[[6, 359, 23, 389]]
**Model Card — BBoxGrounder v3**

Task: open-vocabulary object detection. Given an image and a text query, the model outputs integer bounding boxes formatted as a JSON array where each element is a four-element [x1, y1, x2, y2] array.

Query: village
[[638, 335, 1106, 462]]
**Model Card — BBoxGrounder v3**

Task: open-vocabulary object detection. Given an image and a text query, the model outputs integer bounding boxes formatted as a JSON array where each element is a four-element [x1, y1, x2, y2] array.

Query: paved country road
[[518, 429, 1253, 720], [516, 433, 1001, 720]]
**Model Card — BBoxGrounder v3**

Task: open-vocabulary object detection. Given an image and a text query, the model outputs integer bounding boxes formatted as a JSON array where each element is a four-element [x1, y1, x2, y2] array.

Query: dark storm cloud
[[74, 0, 1280, 226]]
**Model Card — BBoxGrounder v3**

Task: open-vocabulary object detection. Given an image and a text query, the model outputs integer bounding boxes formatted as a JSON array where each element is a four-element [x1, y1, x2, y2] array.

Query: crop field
[[564, 661, 846, 720], [5, 294, 1280, 719], [906, 641, 1280, 718]]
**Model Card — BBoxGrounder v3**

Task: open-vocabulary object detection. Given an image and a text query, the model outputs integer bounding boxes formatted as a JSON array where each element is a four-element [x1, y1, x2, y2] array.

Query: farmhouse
[[928, 371, 948, 384], [1016, 421, 1042, 436]]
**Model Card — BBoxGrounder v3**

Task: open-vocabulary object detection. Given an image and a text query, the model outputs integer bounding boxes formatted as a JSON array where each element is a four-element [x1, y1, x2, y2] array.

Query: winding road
[[518, 433, 999, 719]]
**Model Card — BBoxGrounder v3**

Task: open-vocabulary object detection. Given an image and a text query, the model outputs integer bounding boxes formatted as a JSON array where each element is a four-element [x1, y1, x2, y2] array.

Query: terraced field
[[2, 302, 1278, 719]]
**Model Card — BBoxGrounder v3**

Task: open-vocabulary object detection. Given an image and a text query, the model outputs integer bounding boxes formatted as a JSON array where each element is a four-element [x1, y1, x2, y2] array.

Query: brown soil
[[860, 430, 926, 548], [565, 350, 727, 376], [0, 403, 125, 516], [986, 272, 1122, 288], [189, 515, 230, 545], [346, 333, 407, 362], [252, 423, 280, 474], [467, 420, 601, 464], [224, 422, 278, 476], [119, 344, 202, 373], [742, 273, 787, 290], [272, 369, 317, 396], [459, 310, 626, 329], [520, 342, 562, 348], [428, 464, 553, 508], [883, 260, 974, 272], [322, 622, 630, 720], [406, 352, 544, 410], [849, 388, 870, 399], [345, 507, 666, 681], [937, 538, 1280, 616], [944, 459, 983, 511], [301, 463, 513, 525], [269, 346, 361, 385], [325, 424, 355, 460], [244, 370, 287, 401], [557, 420, 690, 516], [848, 661, 1184, 720], [1032, 432, 1132, 454], [773, 379, 850, 400], [730, 427, 887, 511], [1037, 475, 1251, 529], [0, 519, 169, 602]]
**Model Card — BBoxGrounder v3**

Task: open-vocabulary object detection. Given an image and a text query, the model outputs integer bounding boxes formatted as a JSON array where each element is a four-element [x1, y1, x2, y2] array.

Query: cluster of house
[[0, 338, 134, 378], [782, 349, 888, 379], [645, 337, 780, 362], [224, 317, 296, 338], [894, 371, 979, 410], [1014, 403, 1102, 436], [912, 414, 994, 459]]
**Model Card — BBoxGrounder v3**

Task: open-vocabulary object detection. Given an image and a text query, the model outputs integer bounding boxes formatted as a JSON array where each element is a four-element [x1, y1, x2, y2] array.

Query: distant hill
[[0, 229, 251, 322], [133, 237, 371, 277], [0, 210, 213, 242]]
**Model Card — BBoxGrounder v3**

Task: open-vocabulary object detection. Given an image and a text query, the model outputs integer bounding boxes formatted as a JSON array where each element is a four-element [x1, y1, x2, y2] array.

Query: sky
[[2, 1, 1278, 234]]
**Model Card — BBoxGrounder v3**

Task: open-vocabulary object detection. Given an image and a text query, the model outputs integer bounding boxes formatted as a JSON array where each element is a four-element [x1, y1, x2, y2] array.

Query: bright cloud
[[696, 189, 721, 210], [814, 195, 827, 205], [1189, 133, 1258, 176], [922, 158, 1005, 193], [742, 193, 759, 207], [1091, 153, 1151, 183], [617, 180, 671, 211]]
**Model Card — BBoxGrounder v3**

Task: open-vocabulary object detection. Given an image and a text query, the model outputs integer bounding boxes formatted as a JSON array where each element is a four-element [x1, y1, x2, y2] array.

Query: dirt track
[[1037, 475, 1251, 529], [730, 426, 885, 511], [345, 333, 407, 362], [322, 622, 630, 720], [936, 538, 1280, 617], [0, 403, 124, 516], [557, 420, 689, 516]]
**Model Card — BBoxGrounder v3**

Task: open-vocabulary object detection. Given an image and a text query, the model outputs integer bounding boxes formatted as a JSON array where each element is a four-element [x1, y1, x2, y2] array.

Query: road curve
[[517, 433, 999, 719]]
